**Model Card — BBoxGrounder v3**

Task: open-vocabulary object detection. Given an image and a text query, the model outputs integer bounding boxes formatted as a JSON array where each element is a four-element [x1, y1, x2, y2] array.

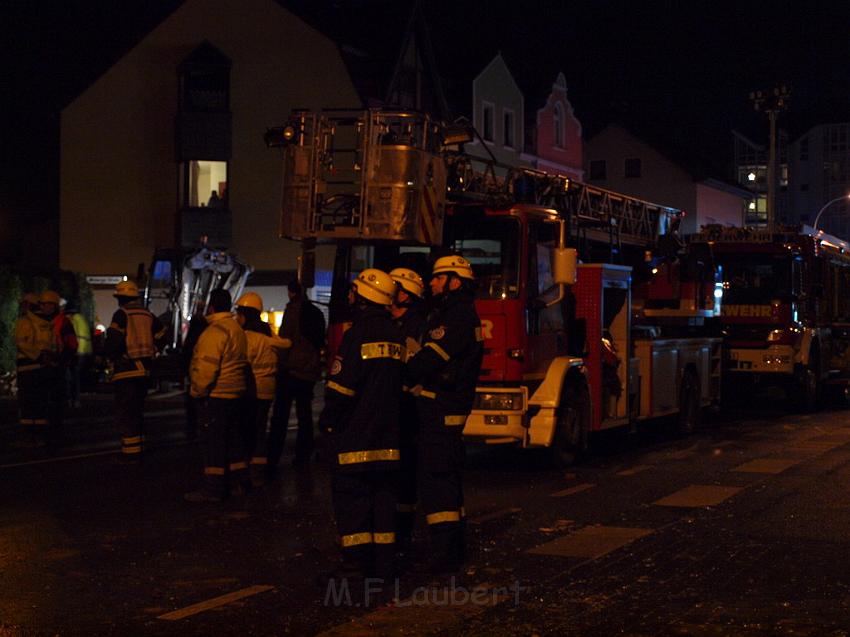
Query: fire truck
[[269, 108, 721, 463], [691, 224, 850, 411]]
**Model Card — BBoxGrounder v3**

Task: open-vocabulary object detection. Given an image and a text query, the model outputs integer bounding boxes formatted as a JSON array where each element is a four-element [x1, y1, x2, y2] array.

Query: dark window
[[624, 157, 642, 178], [482, 104, 494, 142], [589, 159, 607, 180], [800, 184, 809, 191], [503, 110, 515, 148]]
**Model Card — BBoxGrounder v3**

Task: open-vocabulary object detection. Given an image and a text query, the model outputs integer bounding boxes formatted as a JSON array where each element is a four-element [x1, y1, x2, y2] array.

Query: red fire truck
[[691, 224, 850, 411], [269, 108, 722, 462]]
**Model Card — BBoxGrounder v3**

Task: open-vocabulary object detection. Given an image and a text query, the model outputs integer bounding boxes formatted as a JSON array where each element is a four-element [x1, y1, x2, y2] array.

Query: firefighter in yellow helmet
[[388, 267, 429, 554], [233, 292, 291, 486], [405, 255, 483, 573], [103, 280, 167, 462], [318, 268, 405, 585], [14, 291, 56, 444], [185, 288, 249, 502]]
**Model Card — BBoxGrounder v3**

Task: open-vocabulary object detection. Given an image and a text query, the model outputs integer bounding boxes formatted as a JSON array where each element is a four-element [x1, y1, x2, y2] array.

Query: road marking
[[654, 485, 743, 507], [732, 458, 800, 474], [616, 465, 651, 476], [528, 525, 653, 558], [549, 483, 595, 498], [0, 449, 118, 469], [157, 585, 274, 620], [667, 448, 697, 460], [468, 507, 522, 525]]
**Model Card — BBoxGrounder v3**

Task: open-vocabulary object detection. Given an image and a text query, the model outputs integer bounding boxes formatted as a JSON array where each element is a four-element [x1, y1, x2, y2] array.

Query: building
[[59, 0, 360, 320], [585, 124, 748, 235]]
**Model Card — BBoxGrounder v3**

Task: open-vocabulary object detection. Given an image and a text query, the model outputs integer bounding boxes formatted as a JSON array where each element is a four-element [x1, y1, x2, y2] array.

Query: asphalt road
[[3, 391, 850, 635]]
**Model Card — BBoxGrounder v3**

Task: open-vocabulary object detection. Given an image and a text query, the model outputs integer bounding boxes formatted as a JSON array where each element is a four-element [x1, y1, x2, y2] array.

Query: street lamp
[[812, 194, 850, 231]]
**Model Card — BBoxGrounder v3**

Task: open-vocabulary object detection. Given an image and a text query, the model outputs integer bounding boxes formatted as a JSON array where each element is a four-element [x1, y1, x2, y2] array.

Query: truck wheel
[[678, 370, 701, 435], [551, 375, 592, 467], [791, 363, 820, 412]]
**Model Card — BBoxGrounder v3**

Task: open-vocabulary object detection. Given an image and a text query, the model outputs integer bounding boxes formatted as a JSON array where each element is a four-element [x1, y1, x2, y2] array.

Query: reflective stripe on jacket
[[190, 312, 248, 399]]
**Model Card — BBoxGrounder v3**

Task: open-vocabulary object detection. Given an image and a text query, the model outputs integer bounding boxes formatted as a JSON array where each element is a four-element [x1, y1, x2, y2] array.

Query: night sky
[[3, 0, 849, 267]]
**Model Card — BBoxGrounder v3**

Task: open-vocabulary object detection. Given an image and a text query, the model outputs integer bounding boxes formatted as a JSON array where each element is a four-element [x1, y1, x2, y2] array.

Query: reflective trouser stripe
[[204, 467, 226, 476], [122, 446, 142, 455], [250, 457, 267, 465], [426, 510, 462, 525], [373, 532, 395, 544], [21, 419, 48, 426], [419, 390, 437, 399], [341, 532, 373, 547], [122, 436, 142, 445], [444, 415, 467, 426], [229, 461, 247, 471]]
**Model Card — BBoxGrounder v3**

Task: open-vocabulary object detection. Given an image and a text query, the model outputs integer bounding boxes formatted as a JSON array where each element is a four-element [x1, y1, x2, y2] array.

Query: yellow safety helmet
[[432, 255, 474, 280], [389, 268, 424, 299], [235, 292, 263, 312], [39, 290, 61, 305], [22, 292, 39, 305], [352, 268, 396, 306], [113, 280, 140, 298]]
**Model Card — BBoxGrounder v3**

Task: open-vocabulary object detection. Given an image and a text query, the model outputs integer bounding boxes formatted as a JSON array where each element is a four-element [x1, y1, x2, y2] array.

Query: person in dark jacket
[[388, 267, 428, 551], [104, 281, 167, 461], [319, 268, 404, 583], [268, 280, 326, 472], [405, 255, 484, 574]]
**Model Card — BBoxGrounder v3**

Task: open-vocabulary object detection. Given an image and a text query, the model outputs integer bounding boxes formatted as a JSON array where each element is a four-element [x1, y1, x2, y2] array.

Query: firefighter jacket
[[395, 302, 429, 356], [405, 289, 484, 415], [190, 312, 248, 399], [15, 311, 56, 371], [318, 304, 404, 472], [242, 318, 291, 400], [69, 312, 93, 355], [105, 302, 166, 381]]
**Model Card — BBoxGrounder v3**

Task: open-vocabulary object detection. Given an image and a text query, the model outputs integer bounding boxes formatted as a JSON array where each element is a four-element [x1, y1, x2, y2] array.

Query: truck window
[[719, 254, 794, 303]]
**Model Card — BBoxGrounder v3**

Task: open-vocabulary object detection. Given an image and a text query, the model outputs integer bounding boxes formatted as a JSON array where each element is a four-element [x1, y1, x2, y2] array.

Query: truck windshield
[[719, 254, 793, 303], [444, 212, 521, 299]]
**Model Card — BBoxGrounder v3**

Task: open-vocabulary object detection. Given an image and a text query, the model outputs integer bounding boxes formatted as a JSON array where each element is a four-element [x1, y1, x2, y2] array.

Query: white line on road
[[549, 483, 595, 498], [157, 585, 274, 620]]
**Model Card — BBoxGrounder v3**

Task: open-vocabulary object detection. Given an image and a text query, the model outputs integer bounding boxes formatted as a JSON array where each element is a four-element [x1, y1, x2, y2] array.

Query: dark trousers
[[268, 372, 315, 466], [417, 400, 467, 569], [241, 396, 272, 477], [115, 377, 148, 457], [17, 368, 47, 426], [332, 469, 398, 579], [397, 404, 419, 542], [199, 397, 247, 498]]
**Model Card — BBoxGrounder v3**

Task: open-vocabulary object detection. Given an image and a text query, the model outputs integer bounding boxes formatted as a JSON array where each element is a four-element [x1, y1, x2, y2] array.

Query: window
[[482, 103, 494, 142], [503, 109, 515, 148], [589, 159, 607, 180], [624, 157, 642, 178], [179, 160, 228, 208], [553, 102, 564, 148]]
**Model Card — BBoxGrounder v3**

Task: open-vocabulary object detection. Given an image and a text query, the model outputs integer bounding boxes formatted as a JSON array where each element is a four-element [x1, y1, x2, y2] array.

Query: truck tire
[[791, 362, 820, 413], [551, 374, 592, 467], [677, 369, 701, 435]]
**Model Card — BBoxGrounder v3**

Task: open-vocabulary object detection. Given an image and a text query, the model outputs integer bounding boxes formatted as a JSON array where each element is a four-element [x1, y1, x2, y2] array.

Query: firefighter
[[104, 281, 166, 462], [14, 292, 56, 444], [38, 290, 77, 430], [388, 267, 428, 552], [318, 268, 404, 582], [186, 288, 249, 502], [405, 255, 484, 573], [233, 292, 291, 486]]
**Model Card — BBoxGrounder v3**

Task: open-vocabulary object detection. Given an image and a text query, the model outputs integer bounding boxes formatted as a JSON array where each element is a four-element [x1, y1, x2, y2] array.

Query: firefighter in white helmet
[[318, 268, 405, 584], [405, 254, 483, 573], [233, 292, 291, 485], [103, 280, 167, 461], [388, 267, 429, 554]]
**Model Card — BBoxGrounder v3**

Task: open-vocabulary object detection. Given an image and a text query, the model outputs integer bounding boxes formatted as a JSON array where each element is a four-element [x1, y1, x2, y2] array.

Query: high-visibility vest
[[70, 313, 93, 355]]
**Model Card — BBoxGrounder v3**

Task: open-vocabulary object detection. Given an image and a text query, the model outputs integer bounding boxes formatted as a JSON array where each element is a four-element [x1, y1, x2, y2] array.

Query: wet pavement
[[3, 391, 850, 635]]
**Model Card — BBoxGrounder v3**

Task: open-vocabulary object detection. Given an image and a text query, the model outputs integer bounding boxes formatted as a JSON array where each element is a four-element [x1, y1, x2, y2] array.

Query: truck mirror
[[553, 248, 578, 285]]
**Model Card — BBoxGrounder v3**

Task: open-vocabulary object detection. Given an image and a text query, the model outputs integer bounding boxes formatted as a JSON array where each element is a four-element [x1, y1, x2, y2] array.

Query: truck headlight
[[474, 392, 524, 411]]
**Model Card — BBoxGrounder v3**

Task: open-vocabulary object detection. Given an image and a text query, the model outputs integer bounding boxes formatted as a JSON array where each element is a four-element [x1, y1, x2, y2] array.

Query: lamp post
[[812, 194, 850, 231]]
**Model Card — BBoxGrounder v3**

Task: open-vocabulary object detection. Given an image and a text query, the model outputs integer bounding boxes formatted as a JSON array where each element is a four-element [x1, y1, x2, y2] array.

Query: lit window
[[482, 103, 494, 142], [179, 160, 228, 208], [503, 109, 515, 148]]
